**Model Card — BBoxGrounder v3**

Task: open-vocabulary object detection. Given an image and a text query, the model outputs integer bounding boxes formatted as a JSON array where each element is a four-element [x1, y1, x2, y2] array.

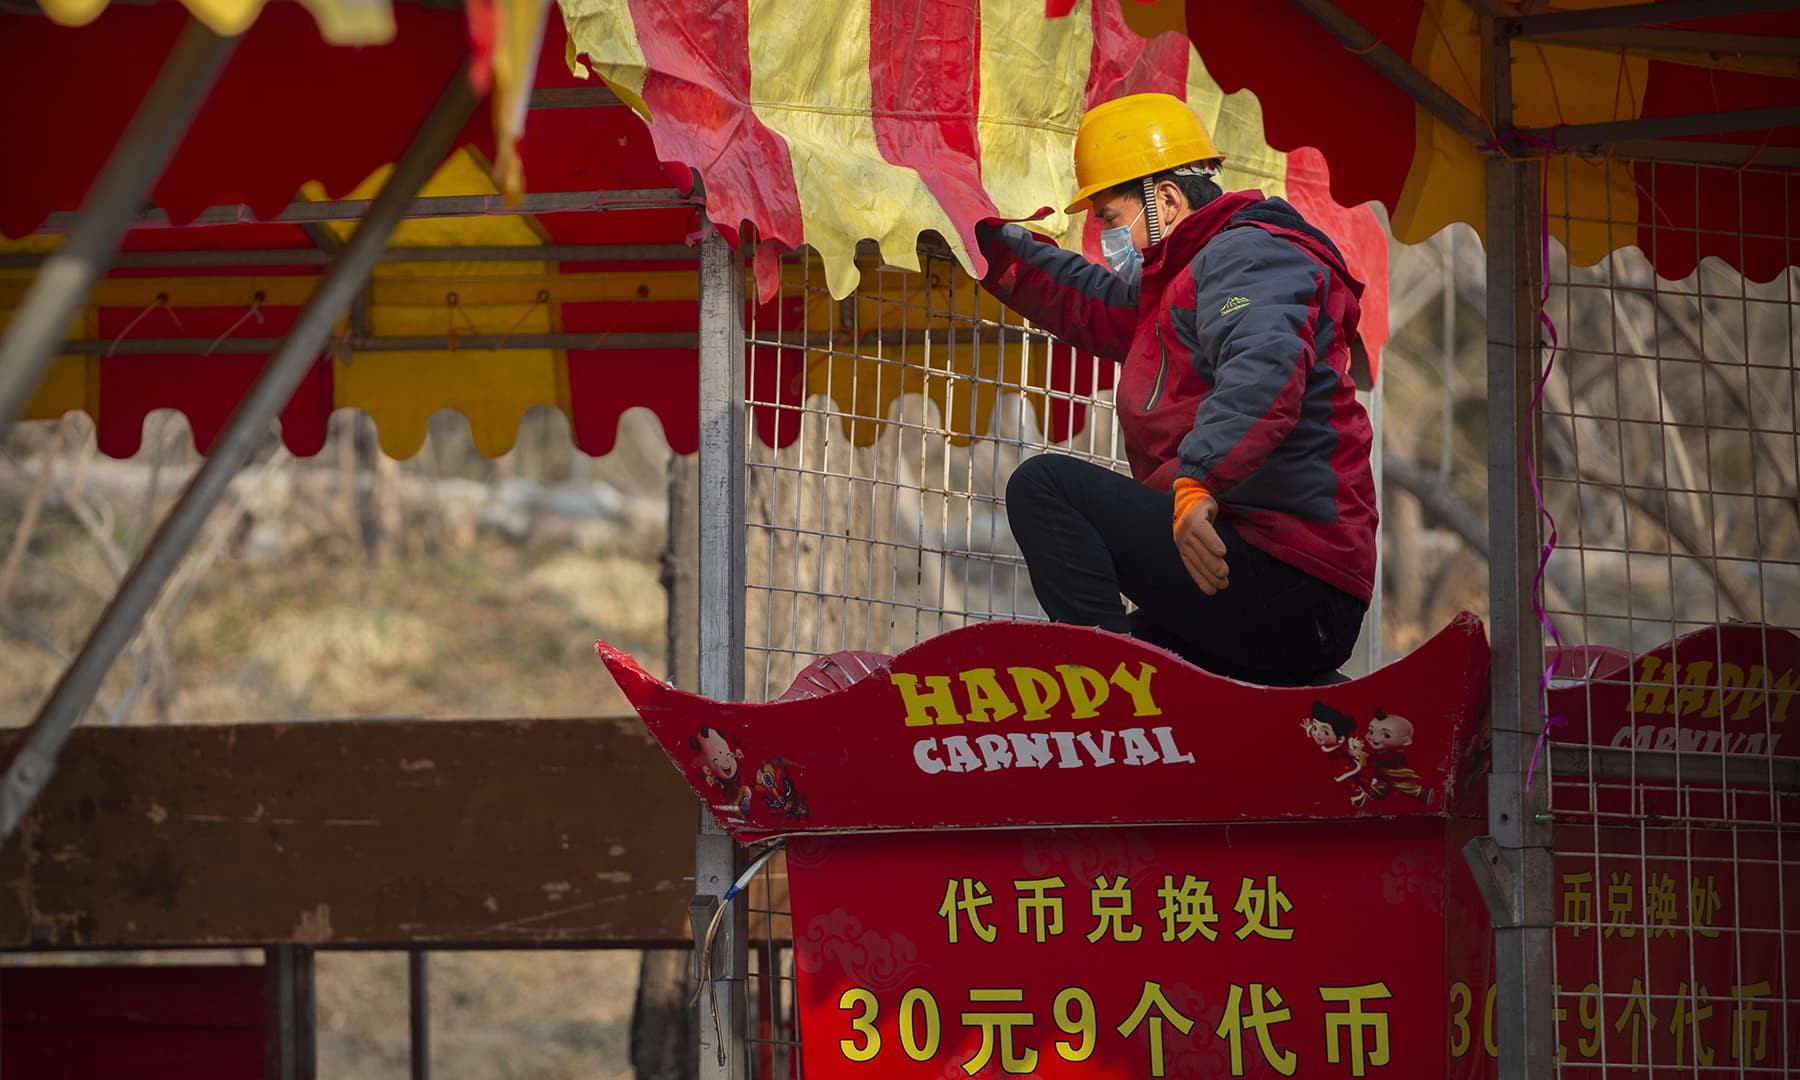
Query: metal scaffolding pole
[[1282, 0, 1491, 146], [1473, 12, 1556, 1078], [34, 188, 692, 231], [409, 950, 431, 1080], [0, 63, 480, 847], [264, 945, 317, 1080], [0, 20, 237, 441], [693, 225, 748, 1080], [0, 243, 697, 269]]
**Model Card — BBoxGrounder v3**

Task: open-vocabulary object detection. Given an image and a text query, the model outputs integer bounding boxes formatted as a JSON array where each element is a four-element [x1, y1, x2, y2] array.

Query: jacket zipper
[[1142, 336, 1169, 412]]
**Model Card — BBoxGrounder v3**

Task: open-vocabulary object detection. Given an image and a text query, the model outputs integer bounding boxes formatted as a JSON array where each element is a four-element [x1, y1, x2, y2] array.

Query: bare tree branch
[[1384, 456, 1488, 558], [1612, 480, 1763, 622], [0, 610, 119, 722], [0, 419, 62, 605]]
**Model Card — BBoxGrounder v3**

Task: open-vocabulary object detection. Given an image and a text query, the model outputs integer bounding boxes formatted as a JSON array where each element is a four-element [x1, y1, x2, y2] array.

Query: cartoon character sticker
[[752, 756, 810, 823], [1352, 709, 1433, 807], [1303, 701, 1377, 807], [688, 724, 752, 816], [1301, 703, 1435, 808]]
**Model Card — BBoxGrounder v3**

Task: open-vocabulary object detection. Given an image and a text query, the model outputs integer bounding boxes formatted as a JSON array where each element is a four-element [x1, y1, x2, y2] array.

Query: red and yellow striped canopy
[[4, 1, 1389, 462], [561, 0, 1392, 313]]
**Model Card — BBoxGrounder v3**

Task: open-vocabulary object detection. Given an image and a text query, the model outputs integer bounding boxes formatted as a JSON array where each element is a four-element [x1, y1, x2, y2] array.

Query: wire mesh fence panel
[[742, 248, 1127, 703], [744, 845, 798, 1080], [734, 247, 1129, 1075], [1535, 159, 1800, 1075]]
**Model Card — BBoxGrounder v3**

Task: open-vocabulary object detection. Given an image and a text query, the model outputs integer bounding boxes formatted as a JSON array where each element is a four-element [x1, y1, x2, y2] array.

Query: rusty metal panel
[[0, 717, 695, 948]]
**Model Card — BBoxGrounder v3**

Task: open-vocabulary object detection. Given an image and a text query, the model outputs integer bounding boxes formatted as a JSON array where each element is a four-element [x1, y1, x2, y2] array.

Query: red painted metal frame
[[1, 965, 266, 1080]]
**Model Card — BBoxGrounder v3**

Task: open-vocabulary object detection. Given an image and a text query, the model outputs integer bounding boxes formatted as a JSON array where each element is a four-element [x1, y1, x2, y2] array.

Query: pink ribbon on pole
[[1520, 145, 1570, 793]]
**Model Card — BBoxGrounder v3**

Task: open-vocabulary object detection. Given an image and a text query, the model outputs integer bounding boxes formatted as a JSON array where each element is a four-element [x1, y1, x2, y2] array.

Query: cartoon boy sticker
[[1351, 709, 1434, 807], [1302, 701, 1376, 807], [689, 725, 752, 815]]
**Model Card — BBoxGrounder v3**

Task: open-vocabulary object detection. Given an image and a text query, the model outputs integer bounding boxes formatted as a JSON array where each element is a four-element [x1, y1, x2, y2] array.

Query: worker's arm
[[975, 223, 1137, 362], [1175, 228, 1326, 496]]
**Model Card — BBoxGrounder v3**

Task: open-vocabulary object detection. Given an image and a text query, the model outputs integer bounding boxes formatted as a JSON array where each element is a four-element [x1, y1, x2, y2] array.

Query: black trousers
[[1005, 453, 1366, 686]]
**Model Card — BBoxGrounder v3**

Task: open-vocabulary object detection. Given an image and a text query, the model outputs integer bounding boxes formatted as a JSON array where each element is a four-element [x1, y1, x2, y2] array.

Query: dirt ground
[[316, 950, 643, 1080]]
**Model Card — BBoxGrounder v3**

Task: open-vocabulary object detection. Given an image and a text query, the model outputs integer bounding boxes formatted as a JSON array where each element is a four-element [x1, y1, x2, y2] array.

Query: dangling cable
[[689, 839, 785, 1008], [444, 291, 480, 350], [106, 293, 184, 357], [688, 838, 785, 1069], [491, 290, 550, 351], [204, 291, 266, 356]]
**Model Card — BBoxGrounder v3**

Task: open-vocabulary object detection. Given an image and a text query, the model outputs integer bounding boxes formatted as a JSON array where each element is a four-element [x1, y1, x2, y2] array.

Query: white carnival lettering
[[911, 725, 1198, 776]]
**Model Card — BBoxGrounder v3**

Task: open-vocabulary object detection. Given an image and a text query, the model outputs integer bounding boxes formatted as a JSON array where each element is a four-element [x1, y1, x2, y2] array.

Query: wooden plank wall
[[0, 717, 703, 948]]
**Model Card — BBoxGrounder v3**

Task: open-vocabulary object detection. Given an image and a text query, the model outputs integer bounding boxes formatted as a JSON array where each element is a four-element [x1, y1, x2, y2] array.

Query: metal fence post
[[0, 21, 237, 440], [1479, 14, 1557, 1077], [695, 224, 748, 1079], [409, 950, 431, 1080], [264, 945, 316, 1080]]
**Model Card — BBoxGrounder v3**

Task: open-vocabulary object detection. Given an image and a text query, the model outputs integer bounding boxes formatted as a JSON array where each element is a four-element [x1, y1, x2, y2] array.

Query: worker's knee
[[1004, 453, 1070, 522]]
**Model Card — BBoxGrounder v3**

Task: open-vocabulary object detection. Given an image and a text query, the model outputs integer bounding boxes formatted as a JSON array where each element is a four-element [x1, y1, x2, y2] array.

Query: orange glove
[[1171, 477, 1212, 542], [1172, 477, 1230, 595]]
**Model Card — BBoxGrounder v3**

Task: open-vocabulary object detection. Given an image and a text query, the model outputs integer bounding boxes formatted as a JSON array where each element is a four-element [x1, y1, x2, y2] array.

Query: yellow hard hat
[[1065, 93, 1222, 214]]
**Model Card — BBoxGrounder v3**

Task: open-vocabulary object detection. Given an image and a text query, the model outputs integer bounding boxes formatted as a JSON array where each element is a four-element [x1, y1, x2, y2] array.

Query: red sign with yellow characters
[[1541, 624, 1800, 1073], [600, 617, 1498, 1077], [790, 819, 1496, 1078], [603, 618, 1800, 1076]]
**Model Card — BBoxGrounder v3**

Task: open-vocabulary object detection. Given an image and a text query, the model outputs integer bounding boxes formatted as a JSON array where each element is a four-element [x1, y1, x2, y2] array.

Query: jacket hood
[[1139, 189, 1264, 288], [1143, 191, 1365, 300], [1226, 196, 1365, 297]]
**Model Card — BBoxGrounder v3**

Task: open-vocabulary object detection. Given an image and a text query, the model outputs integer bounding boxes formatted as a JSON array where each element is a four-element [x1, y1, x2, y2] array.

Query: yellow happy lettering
[[1009, 667, 1062, 722], [892, 673, 964, 726], [1057, 665, 1110, 721], [961, 668, 1020, 724], [1109, 662, 1161, 717]]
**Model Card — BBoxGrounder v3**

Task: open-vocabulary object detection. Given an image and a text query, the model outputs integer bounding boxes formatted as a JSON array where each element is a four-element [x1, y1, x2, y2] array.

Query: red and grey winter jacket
[[978, 190, 1378, 604]]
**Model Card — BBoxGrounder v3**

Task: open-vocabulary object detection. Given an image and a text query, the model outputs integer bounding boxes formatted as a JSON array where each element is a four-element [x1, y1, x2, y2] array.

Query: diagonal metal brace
[[1282, 0, 1494, 147], [1463, 834, 1521, 928], [0, 62, 480, 849]]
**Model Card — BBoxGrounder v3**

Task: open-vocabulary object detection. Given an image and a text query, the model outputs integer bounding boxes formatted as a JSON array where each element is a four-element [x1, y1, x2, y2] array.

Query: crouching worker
[[977, 93, 1377, 686]]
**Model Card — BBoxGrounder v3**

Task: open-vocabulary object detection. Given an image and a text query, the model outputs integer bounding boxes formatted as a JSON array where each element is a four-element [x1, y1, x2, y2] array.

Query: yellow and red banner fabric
[[560, 0, 1394, 316]]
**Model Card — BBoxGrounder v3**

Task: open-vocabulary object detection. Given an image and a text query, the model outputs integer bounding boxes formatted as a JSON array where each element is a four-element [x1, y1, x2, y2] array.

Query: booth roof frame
[[0, 3, 1797, 1080]]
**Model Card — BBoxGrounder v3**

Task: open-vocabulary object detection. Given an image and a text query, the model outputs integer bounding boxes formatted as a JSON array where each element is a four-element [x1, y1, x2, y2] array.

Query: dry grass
[[524, 554, 668, 649], [317, 951, 640, 1080], [1, 540, 667, 726]]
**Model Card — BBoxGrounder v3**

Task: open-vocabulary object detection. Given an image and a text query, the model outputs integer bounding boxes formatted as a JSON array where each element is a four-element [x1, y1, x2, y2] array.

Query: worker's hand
[[971, 219, 1007, 261], [1175, 494, 1229, 595]]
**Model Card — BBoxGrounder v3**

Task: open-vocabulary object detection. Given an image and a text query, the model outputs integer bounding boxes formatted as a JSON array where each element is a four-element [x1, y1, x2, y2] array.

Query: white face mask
[[1100, 204, 1145, 285]]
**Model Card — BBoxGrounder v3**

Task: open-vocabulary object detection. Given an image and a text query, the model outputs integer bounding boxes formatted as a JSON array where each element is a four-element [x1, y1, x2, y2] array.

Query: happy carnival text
[[892, 662, 1201, 774], [1614, 654, 1794, 754]]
